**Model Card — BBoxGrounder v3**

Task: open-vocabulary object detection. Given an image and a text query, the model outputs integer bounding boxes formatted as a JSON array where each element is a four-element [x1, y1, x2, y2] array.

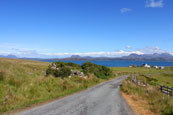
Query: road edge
[[2, 76, 126, 115]]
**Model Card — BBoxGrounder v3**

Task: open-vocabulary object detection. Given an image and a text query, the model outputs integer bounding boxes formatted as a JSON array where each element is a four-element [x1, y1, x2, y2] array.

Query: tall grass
[[0, 58, 107, 113], [121, 75, 173, 115]]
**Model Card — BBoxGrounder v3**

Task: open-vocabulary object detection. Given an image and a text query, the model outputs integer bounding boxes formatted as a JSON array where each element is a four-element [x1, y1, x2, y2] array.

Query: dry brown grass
[[121, 92, 158, 115], [121, 76, 173, 115]]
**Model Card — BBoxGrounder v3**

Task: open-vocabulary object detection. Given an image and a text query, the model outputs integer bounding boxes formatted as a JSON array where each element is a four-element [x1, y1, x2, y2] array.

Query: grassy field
[[0, 58, 108, 113], [1, 58, 172, 114], [112, 67, 173, 87], [116, 67, 173, 115]]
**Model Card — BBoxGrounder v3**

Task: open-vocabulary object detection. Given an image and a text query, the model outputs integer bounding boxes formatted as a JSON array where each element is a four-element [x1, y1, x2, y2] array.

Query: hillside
[[0, 58, 111, 113]]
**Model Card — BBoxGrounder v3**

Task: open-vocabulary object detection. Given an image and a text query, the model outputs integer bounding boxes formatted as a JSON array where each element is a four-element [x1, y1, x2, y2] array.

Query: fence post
[[160, 84, 172, 96], [160, 84, 163, 92]]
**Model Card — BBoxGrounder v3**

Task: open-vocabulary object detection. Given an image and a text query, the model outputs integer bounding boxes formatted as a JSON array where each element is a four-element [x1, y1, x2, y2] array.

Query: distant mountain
[[70, 55, 93, 59], [0, 54, 18, 59], [1, 53, 173, 61], [71, 55, 81, 58], [121, 53, 173, 61], [49, 53, 173, 61]]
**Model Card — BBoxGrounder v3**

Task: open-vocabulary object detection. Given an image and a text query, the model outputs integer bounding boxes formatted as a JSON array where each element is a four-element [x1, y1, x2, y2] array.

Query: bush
[[46, 62, 112, 79], [66, 62, 80, 68], [46, 65, 55, 76], [54, 67, 71, 78], [53, 62, 81, 70], [81, 62, 112, 79], [46, 64, 71, 78]]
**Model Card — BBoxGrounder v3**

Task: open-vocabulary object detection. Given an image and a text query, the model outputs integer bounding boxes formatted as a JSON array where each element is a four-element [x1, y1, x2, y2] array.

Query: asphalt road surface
[[18, 75, 134, 115]]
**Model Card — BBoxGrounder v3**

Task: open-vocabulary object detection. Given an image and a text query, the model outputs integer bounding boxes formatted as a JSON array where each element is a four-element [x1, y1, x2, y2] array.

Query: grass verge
[[0, 58, 115, 113], [120, 69, 173, 115]]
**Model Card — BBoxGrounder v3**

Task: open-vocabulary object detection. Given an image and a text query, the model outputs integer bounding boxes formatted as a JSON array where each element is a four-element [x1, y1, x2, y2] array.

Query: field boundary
[[160, 85, 173, 96]]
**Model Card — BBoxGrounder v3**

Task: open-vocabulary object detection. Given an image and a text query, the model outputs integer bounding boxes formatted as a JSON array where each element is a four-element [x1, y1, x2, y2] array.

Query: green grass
[[0, 58, 111, 113], [1, 58, 172, 114], [111, 67, 173, 74], [112, 67, 173, 87], [118, 67, 173, 115]]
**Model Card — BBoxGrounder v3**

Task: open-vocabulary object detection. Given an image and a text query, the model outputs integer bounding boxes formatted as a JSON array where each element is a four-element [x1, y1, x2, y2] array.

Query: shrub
[[46, 65, 55, 76], [46, 62, 112, 79], [54, 62, 66, 68], [46, 64, 71, 78], [66, 62, 80, 68], [46, 62, 77, 78], [53, 62, 81, 70], [54, 67, 71, 78], [81, 62, 112, 79]]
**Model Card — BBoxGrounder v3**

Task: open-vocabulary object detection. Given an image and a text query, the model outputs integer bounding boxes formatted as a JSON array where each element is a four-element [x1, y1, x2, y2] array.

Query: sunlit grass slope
[[0, 58, 103, 113]]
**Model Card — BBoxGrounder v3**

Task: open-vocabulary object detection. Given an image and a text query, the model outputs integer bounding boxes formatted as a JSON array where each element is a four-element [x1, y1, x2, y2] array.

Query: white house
[[160, 66, 165, 69], [154, 66, 159, 69], [143, 64, 151, 68]]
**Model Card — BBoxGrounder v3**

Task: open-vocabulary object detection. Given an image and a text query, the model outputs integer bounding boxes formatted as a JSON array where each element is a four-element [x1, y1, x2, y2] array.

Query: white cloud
[[120, 8, 132, 13], [0, 44, 172, 58], [138, 46, 166, 54], [46, 47, 172, 58], [145, 0, 164, 8], [44, 50, 144, 58]]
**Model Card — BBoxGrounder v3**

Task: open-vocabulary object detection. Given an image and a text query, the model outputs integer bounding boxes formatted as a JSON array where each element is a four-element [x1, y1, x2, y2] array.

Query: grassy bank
[[0, 58, 114, 113], [112, 67, 173, 87], [117, 67, 173, 115]]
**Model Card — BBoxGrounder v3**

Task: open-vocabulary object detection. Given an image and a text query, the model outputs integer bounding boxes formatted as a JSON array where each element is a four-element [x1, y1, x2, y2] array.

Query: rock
[[51, 66, 56, 70], [71, 70, 84, 76], [114, 73, 118, 76], [51, 63, 59, 70]]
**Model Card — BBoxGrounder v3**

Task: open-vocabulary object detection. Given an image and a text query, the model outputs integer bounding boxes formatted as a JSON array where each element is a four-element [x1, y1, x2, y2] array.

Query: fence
[[160, 85, 173, 96]]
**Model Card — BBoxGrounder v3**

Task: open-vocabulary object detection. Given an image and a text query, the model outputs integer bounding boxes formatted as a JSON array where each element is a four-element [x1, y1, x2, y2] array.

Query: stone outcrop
[[51, 63, 59, 70], [131, 76, 147, 87], [70, 70, 87, 79], [71, 70, 84, 76]]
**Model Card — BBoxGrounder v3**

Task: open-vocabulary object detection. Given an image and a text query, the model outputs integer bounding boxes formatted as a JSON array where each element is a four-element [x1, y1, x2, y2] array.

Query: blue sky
[[0, 0, 173, 58]]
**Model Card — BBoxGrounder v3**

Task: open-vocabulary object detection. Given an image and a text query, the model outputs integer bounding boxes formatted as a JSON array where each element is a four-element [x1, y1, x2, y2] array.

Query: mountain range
[[48, 53, 173, 61], [1, 53, 173, 61], [0, 54, 18, 59], [121, 53, 173, 61]]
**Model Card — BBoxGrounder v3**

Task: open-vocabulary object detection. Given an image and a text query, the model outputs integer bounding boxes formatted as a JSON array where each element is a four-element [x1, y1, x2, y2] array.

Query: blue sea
[[40, 60, 173, 67]]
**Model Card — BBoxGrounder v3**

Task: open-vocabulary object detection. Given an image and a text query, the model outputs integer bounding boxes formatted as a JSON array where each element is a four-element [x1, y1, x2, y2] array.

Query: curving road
[[18, 75, 134, 115]]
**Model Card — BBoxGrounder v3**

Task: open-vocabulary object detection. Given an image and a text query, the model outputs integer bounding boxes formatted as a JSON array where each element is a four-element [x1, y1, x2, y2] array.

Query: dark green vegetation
[[114, 67, 173, 115], [46, 62, 81, 78], [81, 62, 113, 79], [0, 59, 113, 113], [46, 62, 113, 79]]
